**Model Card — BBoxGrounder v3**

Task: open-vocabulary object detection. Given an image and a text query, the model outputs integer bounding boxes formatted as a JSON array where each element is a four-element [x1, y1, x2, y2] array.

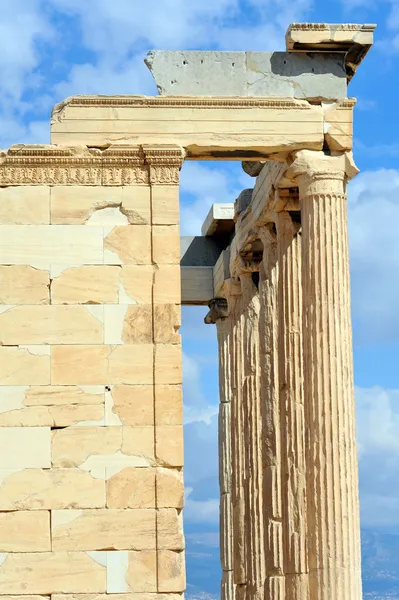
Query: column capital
[[142, 144, 185, 185], [287, 149, 359, 187]]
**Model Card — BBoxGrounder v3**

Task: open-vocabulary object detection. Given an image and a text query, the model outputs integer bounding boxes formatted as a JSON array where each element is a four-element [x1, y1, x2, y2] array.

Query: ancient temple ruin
[[0, 22, 375, 600]]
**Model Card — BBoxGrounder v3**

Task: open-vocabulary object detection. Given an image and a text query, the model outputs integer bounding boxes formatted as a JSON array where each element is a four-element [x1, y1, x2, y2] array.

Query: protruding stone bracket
[[204, 298, 229, 324]]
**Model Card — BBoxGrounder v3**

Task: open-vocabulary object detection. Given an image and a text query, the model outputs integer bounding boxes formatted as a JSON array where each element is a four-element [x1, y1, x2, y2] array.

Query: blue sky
[[2, 0, 399, 594]]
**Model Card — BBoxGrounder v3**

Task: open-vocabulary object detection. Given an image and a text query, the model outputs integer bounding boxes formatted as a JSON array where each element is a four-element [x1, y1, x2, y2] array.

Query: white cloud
[[348, 169, 399, 343], [356, 386, 399, 529], [185, 488, 220, 525]]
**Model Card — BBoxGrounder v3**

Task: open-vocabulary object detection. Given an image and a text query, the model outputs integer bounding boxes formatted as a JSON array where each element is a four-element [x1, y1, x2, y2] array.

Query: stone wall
[[0, 144, 185, 599]]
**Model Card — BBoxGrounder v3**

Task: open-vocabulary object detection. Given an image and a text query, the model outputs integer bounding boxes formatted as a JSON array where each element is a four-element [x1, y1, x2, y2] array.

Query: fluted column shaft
[[217, 313, 236, 600], [276, 210, 309, 600], [240, 272, 265, 600], [297, 159, 361, 600], [258, 227, 285, 600]]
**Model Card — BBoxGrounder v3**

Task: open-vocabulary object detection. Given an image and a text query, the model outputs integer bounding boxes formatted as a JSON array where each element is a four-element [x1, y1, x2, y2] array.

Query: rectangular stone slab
[[51, 96, 324, 159]]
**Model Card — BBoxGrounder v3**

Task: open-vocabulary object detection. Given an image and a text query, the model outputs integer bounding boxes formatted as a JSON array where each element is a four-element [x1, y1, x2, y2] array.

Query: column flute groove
[[291, 150, 361, 600]]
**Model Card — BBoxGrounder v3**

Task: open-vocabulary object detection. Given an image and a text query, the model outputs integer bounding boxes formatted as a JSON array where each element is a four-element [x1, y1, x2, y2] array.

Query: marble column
[[258, 225, 284, 600], [276, 207, 309, 600], [290, 150, 361, 600]]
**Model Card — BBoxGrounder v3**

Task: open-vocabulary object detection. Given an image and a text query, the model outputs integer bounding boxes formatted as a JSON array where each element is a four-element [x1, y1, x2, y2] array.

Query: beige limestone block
[[157, 468, 184, 509], [155, 385, 182, 426], [156, 427, 184, 467], [323, 100, 354, 151], [152, 226, 180, 265], [125, 551, 157, 593], [51, 265, 120, 304], [0, 427, 50, 469], [108, 386, 154, 426], [51, 186, 150, 225], [24, 386, 104, 406], [52, 509, 156, 551], [0, 265, 50, 304], [0, 468, 105, 510], [158, 550, 186, 593], [107, 467, 156, 508], [0, 305, 103, 345], [52, 426, 154, 470], [52, 595, 184, 600], [0, 346, 50, 385], [0, 552, 106, 594], [154, 304, 180, 344], [0, 403, 104, 427], [104, 225, 151, 265], [151, 185, 179, 226], [104, 305, 152, 344], [51, 345, 153, 385], [0, 225, 103, 266], [121, 186, 151, 225], [121, 265, 153, 304], [105, 550, 157, 593], [157, 509, 185, 550], [1, 596, 49, 600], [0, 510, 50, 552], [155, 345, 182, 385], [154, 265, 181, 304], [0, 186, 49, 224]]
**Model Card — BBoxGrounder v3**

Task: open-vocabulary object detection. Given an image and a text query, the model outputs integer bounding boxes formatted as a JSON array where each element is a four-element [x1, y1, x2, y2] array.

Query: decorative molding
[[143, 145, 185, 185], [0, 144, 184, 186], [289, 23, 375, 32], [53, 96, 312, 111]]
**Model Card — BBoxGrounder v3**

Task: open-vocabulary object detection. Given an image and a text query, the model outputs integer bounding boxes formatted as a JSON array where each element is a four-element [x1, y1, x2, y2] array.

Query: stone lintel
[[201, 203, 235, 237], [286, 23, 376, 81]]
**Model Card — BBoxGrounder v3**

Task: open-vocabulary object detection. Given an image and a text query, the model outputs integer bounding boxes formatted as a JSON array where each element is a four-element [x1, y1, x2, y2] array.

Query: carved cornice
[[53, 96, 312, 111], [289, 23, 375, 32], [143, 145, 185, 185], [0, 144, 185, 186]]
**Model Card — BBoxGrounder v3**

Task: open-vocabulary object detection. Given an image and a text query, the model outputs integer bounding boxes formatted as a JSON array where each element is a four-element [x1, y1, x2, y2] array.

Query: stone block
[[157, 550, 186, 593], [0, 402, 104, 427], [157, 509, 185, 550], [107, 467, 156, 508], [151, 185, 179, 225], [0, 552, 106, 594], [0, 305, 103, 345], [154, 304, 180, 344], [0, 225, 103, 266], [51, 186, 150, 225], [153, 265, 181, 304], [23, 385, 104, 406], [104, 305, 152, 344], [51, 265, 120, 304], [106, 385, 154, 426], [155, 345, 182, 385], [156, 427, 184, 467], [52, 509, 156, 551], [104, 225, 151, 265], [156, 468, 184, 508], [107, 550, 157, 593], [51, 345, 154, 385], [0, 346, 50, 385], [0, 186, 50, 224], [0, 266, 50, 304], [120, 265, 153, 304], [0, 427, 50, 469], [0, 468, 105, 510], [51, 427, 154, 472], [152, 226, 180, 265], [52, 595, 183, 600], [0, 510, 50, 552], [155, 385, 182, 426]]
